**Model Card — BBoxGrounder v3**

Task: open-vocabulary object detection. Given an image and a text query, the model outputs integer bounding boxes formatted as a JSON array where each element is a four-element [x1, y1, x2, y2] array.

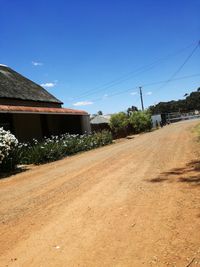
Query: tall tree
[[149, 88, 200, 114]]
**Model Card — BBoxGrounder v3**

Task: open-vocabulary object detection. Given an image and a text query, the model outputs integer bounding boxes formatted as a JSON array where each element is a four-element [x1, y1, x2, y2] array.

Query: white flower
[[0, 128, 18, 164]]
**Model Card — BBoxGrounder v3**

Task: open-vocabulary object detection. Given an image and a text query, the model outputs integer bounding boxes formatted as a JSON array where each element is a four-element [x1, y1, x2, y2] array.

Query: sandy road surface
[[0, 120, 200, 267]]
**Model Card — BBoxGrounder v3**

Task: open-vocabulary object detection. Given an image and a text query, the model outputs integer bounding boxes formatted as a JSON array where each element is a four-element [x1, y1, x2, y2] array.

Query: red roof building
[[0, 65, 91, 141]]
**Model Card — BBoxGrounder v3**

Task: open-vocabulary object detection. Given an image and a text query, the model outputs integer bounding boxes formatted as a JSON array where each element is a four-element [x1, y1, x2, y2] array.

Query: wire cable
[[153, 41, 200, 94], [70, 41, 197, 100], [68, 73, 200, 108]]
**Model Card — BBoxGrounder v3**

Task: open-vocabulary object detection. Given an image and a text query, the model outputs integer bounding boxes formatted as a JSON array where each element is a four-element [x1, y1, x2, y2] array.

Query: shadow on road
[[0, 166, 29, 180], [147, 160, 200, 186]]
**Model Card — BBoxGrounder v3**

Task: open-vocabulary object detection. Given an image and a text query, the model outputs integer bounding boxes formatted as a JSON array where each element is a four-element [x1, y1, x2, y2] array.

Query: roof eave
[[0, 96, 63, 105], [0, 110, 88, 115], [0, 105, 88, 116]]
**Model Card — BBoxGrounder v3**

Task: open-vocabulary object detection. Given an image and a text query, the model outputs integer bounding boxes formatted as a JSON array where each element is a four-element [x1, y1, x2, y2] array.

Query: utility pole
[[139, 86, 144, 111]]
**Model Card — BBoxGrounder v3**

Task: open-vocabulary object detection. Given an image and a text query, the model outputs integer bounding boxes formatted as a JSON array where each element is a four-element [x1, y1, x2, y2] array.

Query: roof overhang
[[0, 105, 88, 116]]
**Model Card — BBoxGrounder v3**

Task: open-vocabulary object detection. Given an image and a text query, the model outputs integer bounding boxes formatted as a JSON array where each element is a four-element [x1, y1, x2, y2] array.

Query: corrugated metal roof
[[0, 105, 88, 115], [90, 115, 110, 124]]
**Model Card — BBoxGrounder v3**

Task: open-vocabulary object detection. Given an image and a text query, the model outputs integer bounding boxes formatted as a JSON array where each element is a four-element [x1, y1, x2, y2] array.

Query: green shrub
[[109, 112, 129, 138], [109, 111, 152, 137], [129, 111, 152, 134], [17, 131, 113, 165]]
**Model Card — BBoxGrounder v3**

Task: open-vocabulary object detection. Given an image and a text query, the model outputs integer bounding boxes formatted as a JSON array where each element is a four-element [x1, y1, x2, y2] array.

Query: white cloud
[[146, 91, 152, 95], [73, 101, 93, 106], [40, 82, 56, 88], [32, 61, 43, 66], [131, 92, 137, 95]]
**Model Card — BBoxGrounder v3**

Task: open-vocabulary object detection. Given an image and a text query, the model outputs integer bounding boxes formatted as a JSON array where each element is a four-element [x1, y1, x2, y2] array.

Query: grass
[[194, 123, 200, 170], [194, 123, 200, 141]]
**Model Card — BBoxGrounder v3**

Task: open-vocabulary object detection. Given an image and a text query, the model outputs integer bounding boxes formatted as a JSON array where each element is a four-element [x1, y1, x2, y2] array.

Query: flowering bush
[[0, 127, 18, 170], [17, 130, 113, 165], [0, 130, 112, 170]]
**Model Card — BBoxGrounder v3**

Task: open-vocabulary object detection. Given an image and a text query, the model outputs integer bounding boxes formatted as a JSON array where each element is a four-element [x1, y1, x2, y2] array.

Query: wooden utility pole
[[139, 86, 144, 111]]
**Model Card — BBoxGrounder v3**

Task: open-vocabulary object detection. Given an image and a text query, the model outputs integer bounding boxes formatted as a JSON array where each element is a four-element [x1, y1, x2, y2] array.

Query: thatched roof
[[0, 65, 62, 104]]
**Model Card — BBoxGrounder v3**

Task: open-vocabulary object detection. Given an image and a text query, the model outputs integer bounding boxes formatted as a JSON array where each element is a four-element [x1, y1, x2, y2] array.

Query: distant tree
[[97, 110, 103, 115], [149, 88, 200, 114], [127, 106, 138, 116]]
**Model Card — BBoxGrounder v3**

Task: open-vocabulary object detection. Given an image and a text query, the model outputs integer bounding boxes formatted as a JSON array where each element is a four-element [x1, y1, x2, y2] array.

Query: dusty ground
[[0, 120, 200, 267]]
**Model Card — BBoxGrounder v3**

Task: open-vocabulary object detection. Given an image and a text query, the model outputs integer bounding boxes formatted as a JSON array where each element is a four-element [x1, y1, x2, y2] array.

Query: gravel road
[[0, 120, 200, 267]]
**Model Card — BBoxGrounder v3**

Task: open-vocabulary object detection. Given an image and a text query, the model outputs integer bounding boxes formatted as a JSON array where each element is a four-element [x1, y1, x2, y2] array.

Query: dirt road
[[0, 120, 200, 267]]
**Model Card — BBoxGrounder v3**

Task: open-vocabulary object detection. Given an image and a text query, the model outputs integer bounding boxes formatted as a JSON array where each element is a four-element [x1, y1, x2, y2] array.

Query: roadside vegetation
[[0, 129, 113, 172], [0, 110, 153, 172], [110, 110, 152, 138], [0, 128, 19, 171], [196, 123, 200, 141], [195, 123, 200, 171], [109, 112, 129, 138]]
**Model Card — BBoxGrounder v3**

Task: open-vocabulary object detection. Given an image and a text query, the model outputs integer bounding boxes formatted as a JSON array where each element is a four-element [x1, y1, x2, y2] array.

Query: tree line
[[149, 88, 200, 114]]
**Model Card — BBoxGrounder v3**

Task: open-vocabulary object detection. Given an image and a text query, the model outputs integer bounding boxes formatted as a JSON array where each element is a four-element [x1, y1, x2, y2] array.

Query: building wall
[[12, 114, 84, 141], [0, 113, 91, 142], [151, 114, 162, 128], [12, 114, 43, 141], [0, 98, 61, 108], [0, 113, 13, 131], [91, 123, 110, 132], [81, 115, 91, 134], [46, 114, 83, 136]]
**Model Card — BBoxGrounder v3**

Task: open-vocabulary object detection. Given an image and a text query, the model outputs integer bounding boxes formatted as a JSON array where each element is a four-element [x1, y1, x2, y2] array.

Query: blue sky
[[0, 0, 199, 114]]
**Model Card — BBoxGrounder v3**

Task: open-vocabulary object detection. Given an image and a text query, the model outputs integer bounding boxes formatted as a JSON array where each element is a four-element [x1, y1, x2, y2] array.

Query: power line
[[141, 73, 200, 88], [70, 41, 197, 101], [144, 41, 200, 103], [69, 72, 200, 108], [153, 41, 200, 94], [100, 73, 200, 99]]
